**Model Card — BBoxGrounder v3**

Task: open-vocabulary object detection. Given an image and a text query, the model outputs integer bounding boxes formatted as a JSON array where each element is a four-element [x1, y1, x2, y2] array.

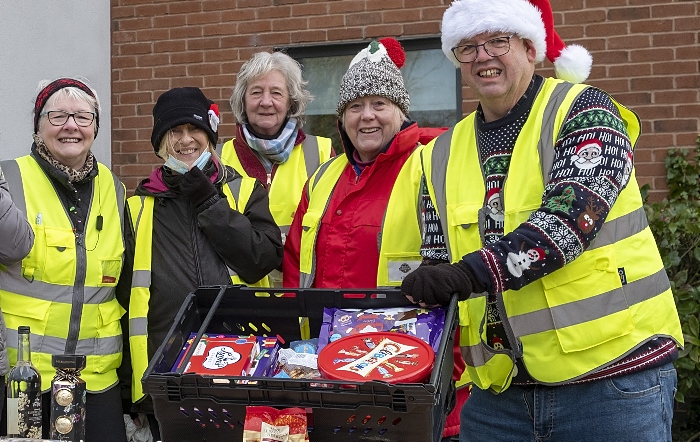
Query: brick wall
[[111, 0, 700, 201]]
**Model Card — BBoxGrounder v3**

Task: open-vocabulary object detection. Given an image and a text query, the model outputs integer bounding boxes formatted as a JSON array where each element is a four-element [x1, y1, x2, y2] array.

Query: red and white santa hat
[[574, 139, 602, 155], [527, 247, 546, 262], [441, 0, 592, 83], [486, 187, 500, 205]]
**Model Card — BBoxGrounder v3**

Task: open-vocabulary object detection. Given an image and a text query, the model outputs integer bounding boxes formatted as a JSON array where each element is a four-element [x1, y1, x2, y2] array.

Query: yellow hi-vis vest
[[298, 148, 423, 288], [219, 135, 333, 237], [422, 78, 683, 393], [127, 176, 260, 402], [0, 156, 125, 392]]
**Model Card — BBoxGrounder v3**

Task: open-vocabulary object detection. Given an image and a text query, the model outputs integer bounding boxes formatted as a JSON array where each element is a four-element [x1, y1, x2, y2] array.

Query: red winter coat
[[283, 121, 420, 288]]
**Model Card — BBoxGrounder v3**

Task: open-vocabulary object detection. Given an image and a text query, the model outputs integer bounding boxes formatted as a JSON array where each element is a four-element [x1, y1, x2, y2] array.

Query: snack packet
[[289, 338, 318, 354], [243, 406, 309, 442], [317, 306, 445, 352], [273, 348, 321, 379]]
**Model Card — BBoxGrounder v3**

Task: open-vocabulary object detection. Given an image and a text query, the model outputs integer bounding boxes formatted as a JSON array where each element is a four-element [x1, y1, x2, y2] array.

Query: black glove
[[401, 261, 480, 306], [179, 166, 219, 210]]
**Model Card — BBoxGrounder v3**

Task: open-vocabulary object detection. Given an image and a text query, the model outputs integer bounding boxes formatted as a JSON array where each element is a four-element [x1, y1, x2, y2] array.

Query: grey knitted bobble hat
[[336, 38, 410, 117]]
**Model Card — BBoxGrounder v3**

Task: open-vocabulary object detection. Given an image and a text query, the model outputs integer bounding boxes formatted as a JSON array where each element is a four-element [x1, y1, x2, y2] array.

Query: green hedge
[[641, 135, 700, 441]]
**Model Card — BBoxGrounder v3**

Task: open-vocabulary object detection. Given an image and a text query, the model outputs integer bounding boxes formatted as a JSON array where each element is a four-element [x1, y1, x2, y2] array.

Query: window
[[281, 38, 460, 153]]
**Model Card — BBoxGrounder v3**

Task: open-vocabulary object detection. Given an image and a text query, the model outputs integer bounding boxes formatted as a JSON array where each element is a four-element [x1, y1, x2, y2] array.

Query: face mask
[[163, 155, 189, 175], [192, 150, 211, 170], [163, 150, 211, 175]]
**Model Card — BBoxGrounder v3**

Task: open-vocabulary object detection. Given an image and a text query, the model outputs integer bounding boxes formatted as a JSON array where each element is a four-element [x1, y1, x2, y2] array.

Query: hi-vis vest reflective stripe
[[0, 156, 125, 392], [423, 78, 683, 393], [127, 176, 263, 402], [298, 148, 423, 288], [219, 136, 332, 237]]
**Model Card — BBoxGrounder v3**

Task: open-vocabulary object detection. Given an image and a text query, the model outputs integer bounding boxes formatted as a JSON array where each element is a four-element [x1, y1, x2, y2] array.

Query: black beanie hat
[[151, 87, 220, 153]]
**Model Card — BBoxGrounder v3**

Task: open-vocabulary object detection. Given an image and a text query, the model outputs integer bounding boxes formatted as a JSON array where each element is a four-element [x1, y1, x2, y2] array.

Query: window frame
[[278, 36, 461, 112], [273, 36, 463, 154]]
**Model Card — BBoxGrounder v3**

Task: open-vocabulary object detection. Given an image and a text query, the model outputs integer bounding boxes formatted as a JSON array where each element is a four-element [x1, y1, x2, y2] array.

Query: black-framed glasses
[[42, 111, 96, 127], [451, 35, 515, 63]]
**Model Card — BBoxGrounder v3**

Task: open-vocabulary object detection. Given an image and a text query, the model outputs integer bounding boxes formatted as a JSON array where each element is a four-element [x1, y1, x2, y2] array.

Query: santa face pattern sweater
[[420, 74, 676, 384]]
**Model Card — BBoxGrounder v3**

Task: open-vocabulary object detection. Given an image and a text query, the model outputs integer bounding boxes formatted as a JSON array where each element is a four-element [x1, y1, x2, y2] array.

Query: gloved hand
[[401, 261, 480, 306], [180, 166, 219, 209]]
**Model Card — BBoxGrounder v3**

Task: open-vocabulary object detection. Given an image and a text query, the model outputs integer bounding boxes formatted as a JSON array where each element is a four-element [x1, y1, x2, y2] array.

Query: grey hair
[[230, 51, 312, 128]]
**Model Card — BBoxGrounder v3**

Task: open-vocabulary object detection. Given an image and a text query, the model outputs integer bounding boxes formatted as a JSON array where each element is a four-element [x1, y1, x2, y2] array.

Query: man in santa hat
[[401, 0, 683, 440]]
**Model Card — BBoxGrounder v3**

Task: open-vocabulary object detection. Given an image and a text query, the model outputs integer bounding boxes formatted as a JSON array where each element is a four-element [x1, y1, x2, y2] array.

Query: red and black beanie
[[34, 78, 100, 137]]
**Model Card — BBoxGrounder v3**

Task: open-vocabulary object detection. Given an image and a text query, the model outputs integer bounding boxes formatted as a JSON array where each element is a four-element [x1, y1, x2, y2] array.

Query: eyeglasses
[[451, 35, 515, 63], [42, 111, 96, 127]]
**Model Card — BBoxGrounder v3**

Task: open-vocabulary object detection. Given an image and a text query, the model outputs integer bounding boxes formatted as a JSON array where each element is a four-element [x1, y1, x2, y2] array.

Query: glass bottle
[[6, 325, 42, 438]]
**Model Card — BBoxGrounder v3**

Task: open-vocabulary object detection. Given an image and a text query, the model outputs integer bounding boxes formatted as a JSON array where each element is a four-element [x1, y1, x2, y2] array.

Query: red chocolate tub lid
[[317, 332, 434, 384]]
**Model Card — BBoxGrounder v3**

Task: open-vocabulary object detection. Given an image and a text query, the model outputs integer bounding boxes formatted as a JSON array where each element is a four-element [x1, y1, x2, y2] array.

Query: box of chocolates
[[316, 332, 435, 383], [173, 333, 279, 377]]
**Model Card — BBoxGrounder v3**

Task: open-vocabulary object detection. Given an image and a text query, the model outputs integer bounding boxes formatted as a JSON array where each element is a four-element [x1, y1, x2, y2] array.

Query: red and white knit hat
[[336, 37, 410, 116], [441, 0, 592, 83]]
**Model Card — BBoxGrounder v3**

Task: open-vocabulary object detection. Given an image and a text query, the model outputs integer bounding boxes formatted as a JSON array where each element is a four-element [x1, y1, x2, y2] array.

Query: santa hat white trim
[[441, 0, 592, 83], [553, 44, 592, 84]]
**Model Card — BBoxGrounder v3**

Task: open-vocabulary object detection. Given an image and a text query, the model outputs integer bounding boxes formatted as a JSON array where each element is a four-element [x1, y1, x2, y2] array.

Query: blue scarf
[[243, 117, 299, 166]]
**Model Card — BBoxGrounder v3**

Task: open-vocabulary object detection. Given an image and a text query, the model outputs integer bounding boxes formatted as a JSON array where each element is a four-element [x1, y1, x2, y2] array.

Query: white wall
[[0, 1, 111, 166]]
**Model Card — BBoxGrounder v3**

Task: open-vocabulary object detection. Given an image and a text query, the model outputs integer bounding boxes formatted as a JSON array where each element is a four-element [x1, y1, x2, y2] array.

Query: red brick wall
[[111, 0, 700, 200]]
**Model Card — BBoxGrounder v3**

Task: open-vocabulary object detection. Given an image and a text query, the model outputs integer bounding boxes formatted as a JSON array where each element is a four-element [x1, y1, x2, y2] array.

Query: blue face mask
[[163, 155, 189, 175], [163, 150, 212, 175], [192, 150, 212, 170]]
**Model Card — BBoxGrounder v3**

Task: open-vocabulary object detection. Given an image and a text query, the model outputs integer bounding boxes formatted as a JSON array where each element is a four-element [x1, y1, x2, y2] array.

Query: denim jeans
[[460, 362, 677, 442]]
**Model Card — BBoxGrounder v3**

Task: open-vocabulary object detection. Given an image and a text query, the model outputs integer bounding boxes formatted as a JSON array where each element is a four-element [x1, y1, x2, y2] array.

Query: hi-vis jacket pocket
[[98, 257, 122, 287], [540, 247, 633, 353], [39, 226, 76, 285]]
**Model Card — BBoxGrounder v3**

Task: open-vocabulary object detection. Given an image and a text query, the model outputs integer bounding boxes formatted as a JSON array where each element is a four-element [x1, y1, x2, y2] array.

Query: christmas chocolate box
[[173, 333, 279, 377], [317, 332, 435, 384]]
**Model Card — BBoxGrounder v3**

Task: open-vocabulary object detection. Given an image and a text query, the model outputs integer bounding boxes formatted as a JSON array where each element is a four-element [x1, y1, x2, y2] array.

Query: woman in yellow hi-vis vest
[[116, 87, 282, 440], [219, 51, 333, 286], [0, 78, 128, 441]]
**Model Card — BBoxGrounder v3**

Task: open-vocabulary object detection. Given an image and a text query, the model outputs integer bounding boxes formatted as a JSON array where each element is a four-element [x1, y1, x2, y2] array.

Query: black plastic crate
[[143, 285, 458, 442]]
